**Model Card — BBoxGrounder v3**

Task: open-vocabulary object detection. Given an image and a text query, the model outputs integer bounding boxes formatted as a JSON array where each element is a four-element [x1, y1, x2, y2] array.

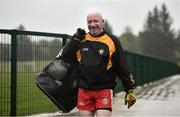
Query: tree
[[0, 44, 10, 61], [104, 20, 113, 34], [37, 39, 50, 59], [119, 26, 141, 53], [17, 24, 26, 30], [49, 39, 63, 58], [174, 30, 180, 61], [139, 4, 176, 60], [16, 24, 33, 60]]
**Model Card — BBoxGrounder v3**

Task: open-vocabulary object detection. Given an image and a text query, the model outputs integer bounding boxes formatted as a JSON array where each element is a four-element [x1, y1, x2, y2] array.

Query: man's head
[[86, 11, 104, 36]]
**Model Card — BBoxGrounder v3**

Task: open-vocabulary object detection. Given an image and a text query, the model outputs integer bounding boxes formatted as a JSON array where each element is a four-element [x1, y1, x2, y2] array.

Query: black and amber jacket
[[60, 31, 135, 92]]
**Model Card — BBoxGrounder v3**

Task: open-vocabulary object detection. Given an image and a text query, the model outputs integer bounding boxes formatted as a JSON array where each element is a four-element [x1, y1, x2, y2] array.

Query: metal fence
[[0, 29, 180, 116], [114, 52, 180, 93], [0, 29, 70, 116]]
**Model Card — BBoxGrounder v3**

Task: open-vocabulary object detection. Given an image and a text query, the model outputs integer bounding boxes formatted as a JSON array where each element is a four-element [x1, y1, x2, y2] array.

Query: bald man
[[60, 11, 136, 116], [86, 11, 104, 36]]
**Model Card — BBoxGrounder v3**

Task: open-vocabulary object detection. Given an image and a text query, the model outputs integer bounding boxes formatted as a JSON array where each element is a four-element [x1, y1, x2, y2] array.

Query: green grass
[[0, 60, 58, 116]]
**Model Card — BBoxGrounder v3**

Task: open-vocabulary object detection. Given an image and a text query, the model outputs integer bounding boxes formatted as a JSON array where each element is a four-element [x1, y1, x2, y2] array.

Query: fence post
[[10, 30, 17, 116]]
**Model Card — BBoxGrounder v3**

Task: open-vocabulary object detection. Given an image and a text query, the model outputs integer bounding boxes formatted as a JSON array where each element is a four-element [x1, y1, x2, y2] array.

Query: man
[[61, 11, 136, 116]]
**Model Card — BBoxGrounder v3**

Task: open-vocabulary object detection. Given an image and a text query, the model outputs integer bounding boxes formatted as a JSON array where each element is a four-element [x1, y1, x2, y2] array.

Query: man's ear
[[102, 19, 105, 27]]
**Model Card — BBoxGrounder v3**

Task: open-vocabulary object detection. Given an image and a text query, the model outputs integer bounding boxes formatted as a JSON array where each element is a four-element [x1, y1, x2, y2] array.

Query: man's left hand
[[125, 89, 136, 109]]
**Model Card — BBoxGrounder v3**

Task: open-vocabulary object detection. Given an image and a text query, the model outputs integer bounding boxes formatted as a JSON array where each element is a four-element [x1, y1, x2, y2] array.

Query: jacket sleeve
[[111, 35, 135, 92]]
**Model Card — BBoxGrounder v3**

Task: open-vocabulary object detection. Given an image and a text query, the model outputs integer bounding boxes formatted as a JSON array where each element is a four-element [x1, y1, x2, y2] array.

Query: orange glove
[[125, 89, 136, 109]]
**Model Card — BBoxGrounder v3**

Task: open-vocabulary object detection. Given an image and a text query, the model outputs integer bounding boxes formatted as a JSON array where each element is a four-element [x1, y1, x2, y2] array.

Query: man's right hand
[[73, 28, 86, 41]]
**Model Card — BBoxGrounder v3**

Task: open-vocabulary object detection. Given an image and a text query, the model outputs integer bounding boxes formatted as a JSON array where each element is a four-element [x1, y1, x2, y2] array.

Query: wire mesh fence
[[0, 29, 180, 116]]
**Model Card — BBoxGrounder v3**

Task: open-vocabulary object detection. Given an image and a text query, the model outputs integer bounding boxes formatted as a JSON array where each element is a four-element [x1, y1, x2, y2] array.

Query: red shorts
[[77, 88, 113, 111]]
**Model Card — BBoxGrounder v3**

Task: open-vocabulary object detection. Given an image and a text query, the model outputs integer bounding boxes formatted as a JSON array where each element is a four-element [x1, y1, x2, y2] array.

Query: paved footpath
[[30, 74, 180, 117], [112, 74, 180, 117]]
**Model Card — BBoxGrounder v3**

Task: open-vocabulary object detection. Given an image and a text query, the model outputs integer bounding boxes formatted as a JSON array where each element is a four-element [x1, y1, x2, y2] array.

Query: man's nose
[[90, 22, 95, 27]]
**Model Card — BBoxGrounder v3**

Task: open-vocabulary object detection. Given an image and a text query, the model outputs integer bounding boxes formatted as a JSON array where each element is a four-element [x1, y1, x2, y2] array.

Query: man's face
[[87, 13, 104, 36]]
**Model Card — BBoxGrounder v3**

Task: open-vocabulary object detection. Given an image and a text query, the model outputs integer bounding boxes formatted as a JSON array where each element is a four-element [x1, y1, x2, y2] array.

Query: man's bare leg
[[79, 110, 95, 116], [96, 109, 111, 117]]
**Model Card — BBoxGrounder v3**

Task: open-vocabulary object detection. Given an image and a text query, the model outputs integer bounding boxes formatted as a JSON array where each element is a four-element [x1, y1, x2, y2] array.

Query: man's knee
[[79, 110, 95, 116], [96, 109, 111, 116]]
